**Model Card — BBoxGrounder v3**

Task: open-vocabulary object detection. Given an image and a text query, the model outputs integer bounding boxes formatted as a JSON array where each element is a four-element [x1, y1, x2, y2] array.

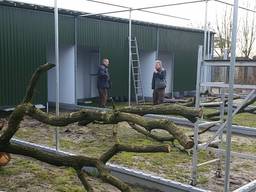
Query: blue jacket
[[152, 69, 167, 90], [97, 64, 111, 89]]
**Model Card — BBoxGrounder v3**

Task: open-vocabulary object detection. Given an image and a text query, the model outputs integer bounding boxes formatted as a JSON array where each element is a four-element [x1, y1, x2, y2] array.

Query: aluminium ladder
[[130, 37, 145, 104], [191, 45, 256, 186]]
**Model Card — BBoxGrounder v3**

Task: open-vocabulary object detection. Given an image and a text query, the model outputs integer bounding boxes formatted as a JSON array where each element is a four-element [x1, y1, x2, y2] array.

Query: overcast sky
[[8, 0, 256, 30]]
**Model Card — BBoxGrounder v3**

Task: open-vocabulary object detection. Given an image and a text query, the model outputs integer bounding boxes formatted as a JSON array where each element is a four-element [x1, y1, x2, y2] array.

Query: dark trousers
[[153, 88, 165, 105], [98, 88, 108, 107]]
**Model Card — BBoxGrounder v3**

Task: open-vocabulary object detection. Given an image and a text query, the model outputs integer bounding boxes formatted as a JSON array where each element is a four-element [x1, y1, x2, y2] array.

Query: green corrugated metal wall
[[0, 6, 75, 106], [132, 24, 157, 51], [0, 4, 205, 106], [0, 6, 49, 106], [98, 20, 129, 97], [159, 28, 204, 91], [77, 18, 129, 97]]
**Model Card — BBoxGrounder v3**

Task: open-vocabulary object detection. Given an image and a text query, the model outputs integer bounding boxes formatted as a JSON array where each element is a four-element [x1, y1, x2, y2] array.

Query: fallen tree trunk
[[204, 95, 256, 120], [0, 140, 170, 192], [0, 63, 200, 191], [26, 107, 193, 149], [119, 103, 202, 123]]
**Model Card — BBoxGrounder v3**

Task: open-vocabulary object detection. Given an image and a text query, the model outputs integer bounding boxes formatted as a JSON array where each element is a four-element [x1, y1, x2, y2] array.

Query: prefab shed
[[0, 1, 213, 107]]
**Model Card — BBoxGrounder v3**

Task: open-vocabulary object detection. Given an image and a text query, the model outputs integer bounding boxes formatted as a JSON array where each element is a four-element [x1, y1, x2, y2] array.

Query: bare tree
[[214, 6, 232, 57], [239, 2, 256, 59], [237, 1, 256, 83], [214, 3, 256, 84]]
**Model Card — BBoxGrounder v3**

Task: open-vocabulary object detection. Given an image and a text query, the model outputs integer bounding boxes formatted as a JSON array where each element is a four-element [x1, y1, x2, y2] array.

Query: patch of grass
[[231, 141, 256, 154], [233, 113, 256, 127], [2, 109, 256, 191], [202, 107, 256, 128], [0, 156, 84, 192]]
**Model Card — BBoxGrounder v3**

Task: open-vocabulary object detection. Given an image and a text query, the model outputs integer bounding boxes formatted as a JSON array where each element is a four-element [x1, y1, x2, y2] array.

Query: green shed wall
[[0, 6, 50, 106], [159, 28, 204, 91], [0, 4, 205, 106], [0, 5, 75, 106]]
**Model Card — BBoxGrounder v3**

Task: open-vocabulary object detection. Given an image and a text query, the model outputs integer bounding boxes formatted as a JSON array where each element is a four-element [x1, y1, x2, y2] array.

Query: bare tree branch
[[23, 63, 55, 103], [129, 123, 175, 143], [76, 169, 95, 192], [0, 63, 202, 191]]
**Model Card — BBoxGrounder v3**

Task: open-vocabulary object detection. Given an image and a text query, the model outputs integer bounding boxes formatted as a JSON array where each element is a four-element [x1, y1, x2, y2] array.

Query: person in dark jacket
[[152, 60, 166, 105], [97, 58, 111, 107]]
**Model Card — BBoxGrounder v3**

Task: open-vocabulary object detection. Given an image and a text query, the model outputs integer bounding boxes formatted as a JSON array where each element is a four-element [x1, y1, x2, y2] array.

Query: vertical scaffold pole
[[128, 9, 132, 106], [191, 45, 203, 186], [216, 87, 225, 178], [207, 23, 211, 59], [203, 0, 208, 59], [224, 0, 239, 191], [54, 0, 60, 150]]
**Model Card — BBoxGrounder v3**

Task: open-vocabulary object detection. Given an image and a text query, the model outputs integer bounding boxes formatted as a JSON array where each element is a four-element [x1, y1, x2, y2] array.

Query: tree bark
[[119, 103, 202, 123], [0, 63, 202, 191], [26, 107, 193, 149], [204, 95, 256, 120], [128, 123, 175, 142]]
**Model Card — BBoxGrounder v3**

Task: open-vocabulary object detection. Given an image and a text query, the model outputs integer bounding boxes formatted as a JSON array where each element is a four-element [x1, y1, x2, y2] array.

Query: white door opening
[[47, 45, 75, 105], [140, 50, 174, 99], [76, 47, 100, 105]]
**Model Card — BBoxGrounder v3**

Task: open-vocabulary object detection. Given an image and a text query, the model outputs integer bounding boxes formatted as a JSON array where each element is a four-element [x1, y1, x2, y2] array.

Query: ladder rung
[[197, 158, 220, 167], [132, 60, 139, 62]]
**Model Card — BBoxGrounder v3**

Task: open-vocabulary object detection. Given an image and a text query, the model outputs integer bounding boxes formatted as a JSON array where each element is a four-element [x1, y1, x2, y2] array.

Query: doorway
[[76, 47, 100, 105], [47, 45, 75, 105], [140, 50, 174, 99]]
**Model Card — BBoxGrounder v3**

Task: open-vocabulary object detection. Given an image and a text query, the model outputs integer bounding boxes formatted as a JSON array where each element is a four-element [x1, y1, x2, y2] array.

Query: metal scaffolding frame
[[192, 45, 256, 188], [192, 50, 256, 191], [51, 0, 202, 151], [52, 0, 210, 152], [81, 0, 191, 20], [191, 0, 256, 189], [78, 0, 207, 107], [52, 0, 256, 191]]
